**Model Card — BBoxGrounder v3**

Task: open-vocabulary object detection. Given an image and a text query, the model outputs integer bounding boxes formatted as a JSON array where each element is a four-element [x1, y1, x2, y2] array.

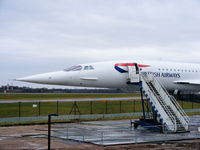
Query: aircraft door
[[127, 63, 140, 83]]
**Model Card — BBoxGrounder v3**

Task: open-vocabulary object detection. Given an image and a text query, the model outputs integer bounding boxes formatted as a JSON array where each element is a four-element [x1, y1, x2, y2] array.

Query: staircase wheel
[[134, 123, 138, 129], [159, 125, 163, 133]]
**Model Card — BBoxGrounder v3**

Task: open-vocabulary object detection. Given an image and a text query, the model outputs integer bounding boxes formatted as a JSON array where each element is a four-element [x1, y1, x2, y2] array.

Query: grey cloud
[[1, 0, 200, 87]]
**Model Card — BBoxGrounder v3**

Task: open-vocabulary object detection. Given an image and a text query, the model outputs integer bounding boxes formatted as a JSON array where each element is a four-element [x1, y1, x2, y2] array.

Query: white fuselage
[[17, 60, 200, 91]]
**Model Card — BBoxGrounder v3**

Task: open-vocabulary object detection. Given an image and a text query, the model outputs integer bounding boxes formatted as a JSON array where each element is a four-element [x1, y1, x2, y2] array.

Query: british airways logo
[[114, 63, 150, 73], [142, 72, 181, 78]]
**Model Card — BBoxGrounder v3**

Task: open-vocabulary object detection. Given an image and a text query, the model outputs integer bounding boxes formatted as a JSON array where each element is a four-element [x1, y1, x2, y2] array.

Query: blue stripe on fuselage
[[114, 66, 127, 73]]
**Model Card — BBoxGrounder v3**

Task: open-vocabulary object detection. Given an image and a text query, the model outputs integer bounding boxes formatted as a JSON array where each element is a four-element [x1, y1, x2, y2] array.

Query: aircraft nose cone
[[17, 75, 49, 82], [16, 71, 65, 84]]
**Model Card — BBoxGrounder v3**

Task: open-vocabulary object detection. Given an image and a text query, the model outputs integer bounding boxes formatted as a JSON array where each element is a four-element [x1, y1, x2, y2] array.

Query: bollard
[[48, 114, 58, 150]]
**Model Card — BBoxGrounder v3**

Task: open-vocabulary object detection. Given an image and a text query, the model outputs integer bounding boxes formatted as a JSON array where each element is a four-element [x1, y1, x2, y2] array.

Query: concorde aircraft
[[16, 60, 200, 91]]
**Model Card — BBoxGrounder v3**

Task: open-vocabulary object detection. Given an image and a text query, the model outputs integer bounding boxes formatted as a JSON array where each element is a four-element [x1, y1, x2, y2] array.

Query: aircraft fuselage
[[17, 60, 200, 91]]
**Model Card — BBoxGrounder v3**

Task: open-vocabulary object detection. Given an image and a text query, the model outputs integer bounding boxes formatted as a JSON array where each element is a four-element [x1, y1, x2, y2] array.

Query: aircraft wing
[[173, 80, 200, 85]]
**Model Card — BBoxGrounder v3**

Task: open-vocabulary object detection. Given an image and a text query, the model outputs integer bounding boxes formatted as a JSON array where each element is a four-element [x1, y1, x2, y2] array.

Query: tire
[[134, 123, 138, 129]]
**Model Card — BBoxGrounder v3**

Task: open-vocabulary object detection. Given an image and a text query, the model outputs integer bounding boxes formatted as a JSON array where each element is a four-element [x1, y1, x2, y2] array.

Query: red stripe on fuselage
[[115, 63, 150, 67]]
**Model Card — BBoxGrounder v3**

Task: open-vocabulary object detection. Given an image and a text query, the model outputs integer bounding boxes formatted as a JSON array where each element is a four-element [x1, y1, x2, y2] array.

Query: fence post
[[192, 101, 194, 109], [90, 101, 93, 114], [120, 101, 122, 113], [57, 100, 59, 114], [38, 101, 41, 117], [18, 101, 21, 119], [105, 101, 108, 114], [182, 100, 184, 109]]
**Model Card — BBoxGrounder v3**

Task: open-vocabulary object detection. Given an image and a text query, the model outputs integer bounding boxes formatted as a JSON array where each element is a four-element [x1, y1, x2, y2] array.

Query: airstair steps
[[134, 74, 189, 132], [139, 74, 189, 133], [146, 82, 176, 122]]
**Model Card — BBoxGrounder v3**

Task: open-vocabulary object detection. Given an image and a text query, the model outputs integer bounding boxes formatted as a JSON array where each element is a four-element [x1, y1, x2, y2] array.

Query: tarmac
[[1, 116, 200, 149], [0, 97, 140, 103], [51, 116, 200, 146]]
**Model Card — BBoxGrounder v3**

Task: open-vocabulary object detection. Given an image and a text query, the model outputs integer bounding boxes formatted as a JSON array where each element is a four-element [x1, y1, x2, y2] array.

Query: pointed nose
[[16, 71, 69, 85]]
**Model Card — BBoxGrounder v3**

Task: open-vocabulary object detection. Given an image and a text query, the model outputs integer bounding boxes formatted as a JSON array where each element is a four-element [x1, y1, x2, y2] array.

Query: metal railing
[[141, 75, 176, 131], [141, 74, 189, 132], [150, 75, 190, 131], [152, 75, 190, 123]]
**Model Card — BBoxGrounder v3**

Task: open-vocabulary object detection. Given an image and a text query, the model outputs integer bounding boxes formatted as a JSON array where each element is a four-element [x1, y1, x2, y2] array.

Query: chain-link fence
[[0, 98, 200, 122], [0, 99, 143, 118]]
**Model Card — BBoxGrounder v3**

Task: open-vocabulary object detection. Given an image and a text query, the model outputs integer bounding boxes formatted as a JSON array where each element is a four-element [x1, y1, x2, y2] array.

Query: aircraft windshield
[[64, 65, 82, 72]]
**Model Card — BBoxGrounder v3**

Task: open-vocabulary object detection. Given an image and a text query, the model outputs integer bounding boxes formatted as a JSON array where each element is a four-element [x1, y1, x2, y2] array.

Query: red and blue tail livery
[[114, 63, 150, 73]]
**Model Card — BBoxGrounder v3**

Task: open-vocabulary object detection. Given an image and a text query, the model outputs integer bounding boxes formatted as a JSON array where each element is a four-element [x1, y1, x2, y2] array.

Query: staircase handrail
[[141, 75, 177, 125], [151, 76, 190, 123]]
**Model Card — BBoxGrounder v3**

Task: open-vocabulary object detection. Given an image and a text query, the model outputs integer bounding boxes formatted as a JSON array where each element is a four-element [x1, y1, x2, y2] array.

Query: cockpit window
[[89, 65, 94, 70], [84, 65, 94, 70], [64, 65, 82, 72], [84, 66, 89, 70]]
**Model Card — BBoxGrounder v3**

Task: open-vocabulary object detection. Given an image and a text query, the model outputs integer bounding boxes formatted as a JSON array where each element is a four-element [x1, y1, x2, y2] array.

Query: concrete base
[[51, 116, 200, 146]]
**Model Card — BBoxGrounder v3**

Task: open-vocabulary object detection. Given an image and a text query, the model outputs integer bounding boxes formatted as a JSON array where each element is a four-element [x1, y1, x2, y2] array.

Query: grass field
[[0, 100, 142, 118], [0, 93, 140, 118], [0, 93, 200, 119]]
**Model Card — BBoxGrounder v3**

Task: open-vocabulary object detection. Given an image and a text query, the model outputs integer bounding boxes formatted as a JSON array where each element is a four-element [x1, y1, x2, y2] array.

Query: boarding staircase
[[127, 67, 189, 132], [142, 74, 189, 132]]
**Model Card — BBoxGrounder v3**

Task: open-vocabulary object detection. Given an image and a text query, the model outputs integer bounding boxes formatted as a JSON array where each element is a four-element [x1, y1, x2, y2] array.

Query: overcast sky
[[1, 0, 200, 88]]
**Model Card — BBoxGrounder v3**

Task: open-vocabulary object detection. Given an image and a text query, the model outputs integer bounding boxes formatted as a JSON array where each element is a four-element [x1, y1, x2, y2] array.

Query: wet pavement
[[51, 116, 200, 146]]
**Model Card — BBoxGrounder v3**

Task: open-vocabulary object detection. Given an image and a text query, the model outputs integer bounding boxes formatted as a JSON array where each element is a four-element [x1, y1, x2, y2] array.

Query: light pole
[[48, 114, 58, 150]]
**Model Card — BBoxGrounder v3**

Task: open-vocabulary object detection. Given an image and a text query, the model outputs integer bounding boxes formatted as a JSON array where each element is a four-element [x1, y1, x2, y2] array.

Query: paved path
[[0, 97, 141, 103]]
